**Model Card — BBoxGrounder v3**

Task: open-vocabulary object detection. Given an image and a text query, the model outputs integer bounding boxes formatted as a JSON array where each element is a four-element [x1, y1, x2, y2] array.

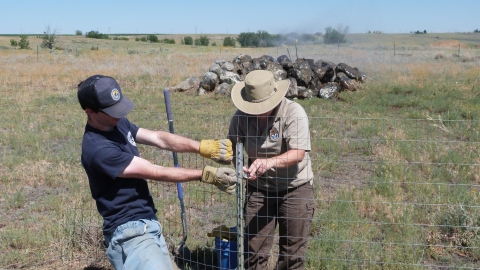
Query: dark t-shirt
[[81, 118, 156, 235]]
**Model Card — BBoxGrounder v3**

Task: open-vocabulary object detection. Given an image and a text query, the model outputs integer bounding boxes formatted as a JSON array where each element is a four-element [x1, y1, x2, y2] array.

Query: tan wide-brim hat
[[231, 70, 290, 115]]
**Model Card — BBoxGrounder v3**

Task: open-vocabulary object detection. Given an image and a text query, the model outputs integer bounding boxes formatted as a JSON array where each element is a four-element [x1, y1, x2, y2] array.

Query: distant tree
[[474, 29, 479, 33], [10, 39, 18, 47], [300, 33, 316, 42], [147, 34, 159, 43], [194, 35, 209, 46], [237, 32, 259, 47], [413, 30, 427, 34], [261, 30, 279, 46], [200, 35, 209, 46], [211, 42, 217, 46], [223, 36, 236, 47], [85, 31, 110, 39], [237, 30, 279, 47], [256, 30, 271, 47], [41, 25, 59, 49], [75, 30, 83, 35], [140, 36, 147, 42], [181, 36, 193, 45], [18, 35, 30, 49], [324, 25, 349, 44], [161, 38, 175, 44]]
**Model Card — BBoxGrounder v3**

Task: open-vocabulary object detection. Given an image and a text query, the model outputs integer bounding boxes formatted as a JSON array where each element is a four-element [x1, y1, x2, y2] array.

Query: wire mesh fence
[[1, 104, 479, 269], [157, 114, 479, 270]]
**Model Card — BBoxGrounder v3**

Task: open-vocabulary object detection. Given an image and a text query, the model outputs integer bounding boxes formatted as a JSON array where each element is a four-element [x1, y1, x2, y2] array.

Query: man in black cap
[[77, 75, 236, 270]]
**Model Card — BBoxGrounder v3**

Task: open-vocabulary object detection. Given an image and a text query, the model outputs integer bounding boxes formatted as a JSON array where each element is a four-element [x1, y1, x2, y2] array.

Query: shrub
[[10, 39, 18, 47], [85, 31, 110, 39], [112, 36, 129, 41], [147, 34, 159, 43], [41, 26, 59, 50], [237, 30, 278, 47], [237, 32, 259, 47], [18, 35, 30, 49], [182, 36, 193, 45], [324, 26, 348, 44], [223, 37, 236, 47], [161, 38, 175, 44], [194, 35, 209, 46], [41, 34, 56, 49], [75, 30, 83, 35], [256, 30, 276, 47]]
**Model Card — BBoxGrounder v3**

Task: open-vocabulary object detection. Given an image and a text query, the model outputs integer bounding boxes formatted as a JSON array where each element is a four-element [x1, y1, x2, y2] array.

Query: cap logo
[[111, 88, 120, 101]]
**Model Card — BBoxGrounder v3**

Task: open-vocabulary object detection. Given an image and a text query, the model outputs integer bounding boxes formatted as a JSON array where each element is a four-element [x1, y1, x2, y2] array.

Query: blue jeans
[[104, 218, 173, 270]]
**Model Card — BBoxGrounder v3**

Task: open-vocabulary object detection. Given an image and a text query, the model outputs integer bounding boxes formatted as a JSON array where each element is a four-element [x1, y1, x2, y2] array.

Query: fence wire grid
[[1, 105, 479, 270]]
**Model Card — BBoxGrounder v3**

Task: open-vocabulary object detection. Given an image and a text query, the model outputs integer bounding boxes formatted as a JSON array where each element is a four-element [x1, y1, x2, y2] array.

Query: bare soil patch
[[430, 40, 470, 48]]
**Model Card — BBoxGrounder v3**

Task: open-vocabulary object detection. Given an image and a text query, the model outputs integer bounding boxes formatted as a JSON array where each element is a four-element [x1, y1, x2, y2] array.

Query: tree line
[[7, 25, 350, 50], [231, 26, 348, 47]]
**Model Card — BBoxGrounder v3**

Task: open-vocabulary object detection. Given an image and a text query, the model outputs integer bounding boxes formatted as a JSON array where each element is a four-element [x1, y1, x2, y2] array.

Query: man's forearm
[[135, 128, 200, 153], [119, 156, 202, 182], [161, 132, 200, 153]]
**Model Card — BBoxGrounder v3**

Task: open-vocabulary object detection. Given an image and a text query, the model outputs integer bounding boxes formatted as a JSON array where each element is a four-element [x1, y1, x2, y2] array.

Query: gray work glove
[[201, 165, 237, 194]]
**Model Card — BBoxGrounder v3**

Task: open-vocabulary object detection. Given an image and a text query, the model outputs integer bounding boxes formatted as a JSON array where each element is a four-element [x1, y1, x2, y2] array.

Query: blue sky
[[1, 0, 477, 35]]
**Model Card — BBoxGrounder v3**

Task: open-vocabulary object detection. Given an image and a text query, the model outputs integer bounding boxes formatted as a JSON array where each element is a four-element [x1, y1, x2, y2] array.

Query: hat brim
[[231, 79, 290, 115], [101, 96, 134, 118]]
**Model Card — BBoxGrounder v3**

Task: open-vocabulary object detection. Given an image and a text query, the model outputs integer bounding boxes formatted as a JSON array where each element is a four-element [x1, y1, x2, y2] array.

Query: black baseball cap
[[77, 75, 134, 118]]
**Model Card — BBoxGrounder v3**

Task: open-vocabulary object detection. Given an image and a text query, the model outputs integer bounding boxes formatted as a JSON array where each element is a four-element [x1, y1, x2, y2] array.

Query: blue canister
[[214, 227, 238, 270]]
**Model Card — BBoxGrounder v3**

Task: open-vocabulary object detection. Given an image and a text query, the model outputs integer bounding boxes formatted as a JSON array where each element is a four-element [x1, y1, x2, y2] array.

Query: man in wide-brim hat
[[228, 70, 316, 270]]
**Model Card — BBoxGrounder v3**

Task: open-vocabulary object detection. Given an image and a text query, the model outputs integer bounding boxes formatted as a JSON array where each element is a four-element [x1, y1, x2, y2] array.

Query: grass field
[[0, 32, 479, 269]]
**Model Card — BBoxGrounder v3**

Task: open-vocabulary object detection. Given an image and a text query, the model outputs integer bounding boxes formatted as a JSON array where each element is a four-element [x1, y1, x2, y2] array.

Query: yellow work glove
[[199, 139, 233, 165], [207, 225, 237, 241], [201, 165, 236, 195]]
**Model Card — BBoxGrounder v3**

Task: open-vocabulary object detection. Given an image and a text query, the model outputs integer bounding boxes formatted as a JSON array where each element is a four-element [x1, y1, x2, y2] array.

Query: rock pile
[[171, 54, 367, 99]]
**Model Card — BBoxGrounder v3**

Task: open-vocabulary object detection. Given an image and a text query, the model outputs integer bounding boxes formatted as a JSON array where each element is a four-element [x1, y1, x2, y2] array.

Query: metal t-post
[[236, 142, 244, 270]]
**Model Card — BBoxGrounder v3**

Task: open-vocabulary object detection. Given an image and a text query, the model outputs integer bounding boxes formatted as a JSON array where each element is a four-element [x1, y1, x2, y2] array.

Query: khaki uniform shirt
[[228, 98, 313, 192]]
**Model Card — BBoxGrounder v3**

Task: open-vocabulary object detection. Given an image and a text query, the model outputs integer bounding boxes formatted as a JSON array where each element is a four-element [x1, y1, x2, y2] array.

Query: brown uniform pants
[[244, 182, 315, 270]]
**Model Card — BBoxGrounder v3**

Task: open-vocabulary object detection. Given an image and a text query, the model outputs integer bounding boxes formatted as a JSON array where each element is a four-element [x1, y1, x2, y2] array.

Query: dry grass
[[431, 40, 471, 48], [1, 34, 478, 98]]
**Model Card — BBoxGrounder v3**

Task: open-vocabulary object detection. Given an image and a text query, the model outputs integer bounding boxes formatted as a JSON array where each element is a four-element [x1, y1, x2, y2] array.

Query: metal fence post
[[236, 142, 244, 270]]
